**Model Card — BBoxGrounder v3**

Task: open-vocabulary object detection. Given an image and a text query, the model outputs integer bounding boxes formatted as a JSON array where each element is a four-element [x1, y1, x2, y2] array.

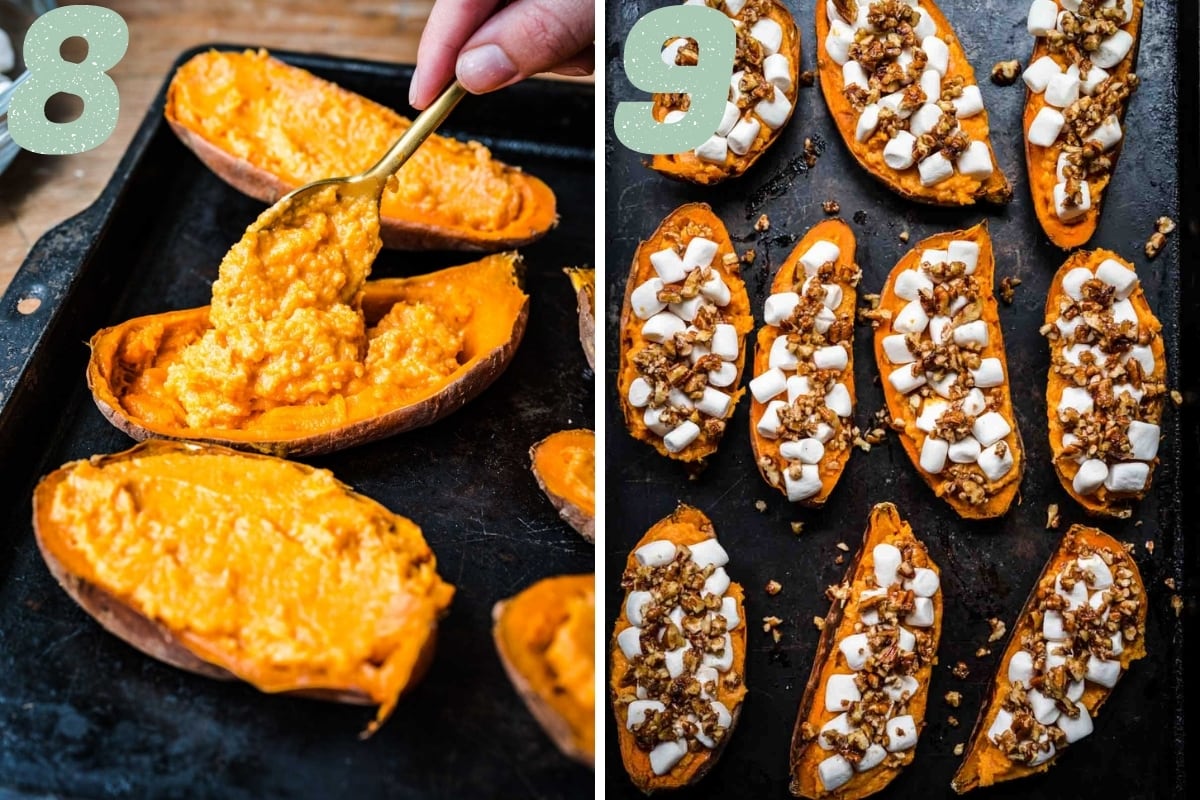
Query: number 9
[[9, 5, 129, 155], [613, 6, 735, 156]]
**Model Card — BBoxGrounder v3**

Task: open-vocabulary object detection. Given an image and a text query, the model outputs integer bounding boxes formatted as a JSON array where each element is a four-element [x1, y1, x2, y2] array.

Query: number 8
[[9, 5, 129, 156]]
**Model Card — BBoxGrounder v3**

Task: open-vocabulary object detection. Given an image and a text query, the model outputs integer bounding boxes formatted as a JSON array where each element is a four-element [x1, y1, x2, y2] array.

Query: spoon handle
[[363, 80, 468, 187]]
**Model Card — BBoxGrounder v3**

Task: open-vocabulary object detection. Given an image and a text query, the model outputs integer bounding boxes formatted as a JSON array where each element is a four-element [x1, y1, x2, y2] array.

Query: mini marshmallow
[[1045, 70, 1080, 108], [668, 387, 695, 411], [818, 755, 854, 791], [800, 241, 841, 275], [1073, 459, 1109, 495], [893, 299, 930, 334], [681, 240, 717, 274], [1092, 29, 1133, 69], [922, 35, 949, 75], [649, 739, 688, 776], [727, 116, 762, 156], [949, 436, 982, 464], [916, 398, 948, 432], [1072, 554, 1112, 591], [1107, 0, 1134, 23], [1029, 106, 1066, 147], [978, 441, 1015, 481], [971, 358, 1005, 388], [755, 87, 793, 130], [764, 292, 802, 325], [626, 699, 665, 729], [1061, 267, 1095, 301], [708, 323, 738, 361], [957, 140, 995, 180], [884, 334, 917, 364], [1081, 64, 1109, 95], [642, 312, 687, 345], [664, 645, 690, 678], [879, 90, 915, 121], [825, 674, 862, 712], [1029, 689, 1061, 725], [943, 242, 979, 278], [818, 713, 856, 750], [953, 320, 989, 348], [664, 421, 701, 453], [661, 38, 687, 66], [694, 701, 733, 749], [907, 568, 940, 598], [1104, 461, 1149, 493], [1125, 344, 1156, 375], [764, 53, 793, 92], [909, 103, 944, 138], [815, 306, 837, 334], [972, 411, 1012, 448], [702, 638, 734, 672], [715, 102, 741, 138], [719, 596, 740, 629], [644, 406, 670, 436], [1023, 55, 1063, 93], [626, 590, 653, 627], [780, 437, 825, 465], [825, 20, 855, 65], [883, 675, 921, 703], [907, 597, 935, 627], [650, 248, 686, 283], [920, 436, 949, 474], [709, 361, 738, 387], [705, 567, 731, 596], [702, 270, 732, 306], [1055, 573, 1088, 612], [636, 540, 677, 567], [751, 17, 784, 56], [822, 283, 844, 309], [913, 5, 936, 38], [874, 543, 902, 586], [928, 371, 959, 399], [856, 744, 887, 773], [960, 388, 987, 417], [814, 421, 836, 445], [1009, 650, 1035, 685], [815, 345, 849, 372], [663, 109, 686, 124], [920, 68, 941, 104], [1113, 383, 1145, 403], [617, 626, 643, 659], [843, 60, 870, 91], [839, 633, 872, 671], [751, 368, 789, 403], [668, 294, 704, 322], [950, 295, 969, 314], [825, 0, 851, 23], [730, 70, 744, 104], [696, 387, 732, 419], [889, 364, 928, 394], [628, 377, 653, 408], [1126, 420, 1160, 461], [1110, 632, 1124, 656], [898, 627, 916, 652], [1086, 655, 1121, 688], [988, 709, 1014, 743], [1057, 702, 1094, 744], [1028, 0, 1058, 35], [1056, 315, 1083, 339], [918, 151, 954, 186], [1044, 609, 1067, 641], [1112, 298, 1139, 328], [1096, 258, 1138, 299], [856, 103, 881, 142], [785, 464, 823, 501], [885, 715, 919, 752], [883, 131, 918, 170], [859, 588, 886, 626], [689, 539, 729, 568], [1029, 739, 1057, 767], [895, 268, 935, 301], [631, 278, 666, 319], [757, 399, 788, 438], [1087, 114, 1124, 153], [955, 85, 985, 118], [928, 315, 952, 344], [694, 134, 728, 164], [825, 383, 853, 418], [1056, 151, 1072, 181], [725, 0, 747, 12], [787, 375, 812, 402], [769, 335, 800, 370]]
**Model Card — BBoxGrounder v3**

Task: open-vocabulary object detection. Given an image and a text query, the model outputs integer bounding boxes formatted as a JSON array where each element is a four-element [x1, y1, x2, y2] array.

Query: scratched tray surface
[[605, 1, 1185, 798], [0, 46, 593, 799]]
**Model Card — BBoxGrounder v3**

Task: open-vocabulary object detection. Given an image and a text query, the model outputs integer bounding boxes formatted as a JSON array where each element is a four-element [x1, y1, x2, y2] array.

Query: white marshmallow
[[689, 539, 729, 568], [1092, 30, 1134, 69], [907, 597, 935, 627], [874, 543, 902, 587], [694, 700, 733, 749], [764, 53, 793, 93], [843, 60, 870, 91], [818, 713, 857, 751], [1029, 689, 1061, 725], [920, 436, 949, 474], [825, 673, 862, 712], [971, 358, 1005, 388], [1125, 344, 1156, 375], [893, 300, 930, 334], [949, 436, 982, 464], [884, 334, 917, 364], [715, 102, 741, 138], [727, 116, 761, 156], [1086, 655, 1121, 688], [928, 315, 952, 344], [825, 21, 855, 65], [1028, 0, 1059, 35], [815, 306, 837, 334], [988, 709, 1014, 743], [628, 377, 653, 408], [818, 755, 854, 791], [826, 0, 851, 23], [696, 387, 732, 418], [1057, 702, 1094, 744], [950, 295, 969, 315], [1023, 56, 1063, 93], [661, 38, 687, 66], [815, 345, 849, 372], [703, 636, 734, 672], [705, 567, 731, 597], [664, 645, 690, 677], [1112, 298, 1139, 329], [1029, 106, 1066, 147], [909, 103, 943, 138], [681, 239, 717, 273], [822, 283, 844, 310], [1087, 114, 1124, 153], [694, 134, 728, 164], [751, 18, 784, 56], [1061, 266, 1094, 300], [914, 5, 936, 38], [839, 633, 872, 671], [720, 596, 740, 629], [787, 375, 812, 402], [856, 743, 887, 773], [916, 398, 948, 432], [636, 540, 677, 567], [626, 590, 653, 627], [928, 370, 959, 399], [883, 131, 918, 170], [856, 103, 881, 142], [617, 626, 643, 659], [1029, 739, 1057, 767], [668, 387, 695, 411], [880, 90, 915, 121], [1081, 64, 1109, 95], [947, 240, 980, 275], [1105, 461, 1149, 493], [1106, 0, 1135, 23], [917, 151, 955, 186], [955, 85, 985, 118], [764, 292, 802, 325], [663, 109, 687, 125], [668, 294, 704, 322], [708, 323, 738, 361], [701, 271, 732, 306], [895, 269, 934, 301], [664, 421, 701, 453], [919, 68, 941, 104], [751, 368, 789, 403], [884, 675, 921, 703], [780, 437, 825, 465], [1008, 650, 1035, 685], [769, 335, 800, 370], [786, 464, 823, 501], [1096, 258, 1138, 299], [885, 715, 919, 752], [757, 399, 788, 438], [898, 627, 916, 652], [972, 411, 1012, 448], [755, 87, 793, 130], [1127, 420, 1160, 461], [889, 365, 928, 394], [729, 70, 744, 104], [859, 588, 886, 626], [802, 242, 842, 278], [1073, 458, 1109, 495], [922, 36, 949, 75], [650, 249, 686, 284], [649, 739, 688, 776], [961, 388, 987, 417], [643, 406, 670, 436], [953, 320, 989, 348], [626, 698, 665, 728], [709, 361, 738, 387], [1113, 382, 1145, 403], [632, 278, 666, 319], [1110, 632, 1124, 656], [957, 140, 995, 180], [1043, 609, 1067, 641], [1045, 70, 1080, 108], [825, 383, 853, 417], [643, 312, 688, 345], [978, 441, 1016, 482], [1056, 151, 1072, 181]]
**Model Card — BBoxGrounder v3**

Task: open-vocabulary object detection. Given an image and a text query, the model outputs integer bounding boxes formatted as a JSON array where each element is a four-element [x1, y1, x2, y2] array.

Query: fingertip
[[408, 67, 423, 109], [456, 44, 519, 94]]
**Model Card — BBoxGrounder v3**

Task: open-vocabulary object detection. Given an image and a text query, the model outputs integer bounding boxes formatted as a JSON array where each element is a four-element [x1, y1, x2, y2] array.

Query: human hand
[[410, 0, 594, 109]]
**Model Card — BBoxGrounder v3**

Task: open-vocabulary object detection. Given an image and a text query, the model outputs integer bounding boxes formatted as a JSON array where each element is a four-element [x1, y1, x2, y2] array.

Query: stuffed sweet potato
[[789, 503, 942, 799], [871, 221, 1023, 518], [951, 524, 1147, 792], [1042, 249, 1166, 517], [817, 0, 1011, 205], [651, 0, 800, 184], [32, 440, 454, 735], [493, 574, 595, 766], [1021, 0, 1142, 248], [166, 49, 556, 250], [530, 429, 595, 542], [749, 219, 858, 506], [618, 203, 753, 465], [611, 506, 747, 792]]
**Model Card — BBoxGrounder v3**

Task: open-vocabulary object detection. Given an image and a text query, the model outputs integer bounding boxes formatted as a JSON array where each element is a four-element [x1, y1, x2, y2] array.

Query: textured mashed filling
[[545, 589, 597, 718]]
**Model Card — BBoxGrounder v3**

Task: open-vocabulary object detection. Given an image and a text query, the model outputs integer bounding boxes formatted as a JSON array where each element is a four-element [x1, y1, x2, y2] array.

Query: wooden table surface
[[0, 0, 449, 294]]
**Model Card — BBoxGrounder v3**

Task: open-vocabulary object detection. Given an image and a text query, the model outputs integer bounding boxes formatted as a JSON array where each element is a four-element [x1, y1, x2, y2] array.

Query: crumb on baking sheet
[[1172, 595, 1183, 616], [948, 715, 960, 727], [823, 199, 840, 215], [987, 617, 1007, 642], [755, 214, 770, 232], [835, 542, 849, 551], [1145, 540, 1155, 554], [766, 579, 782, 596], [762, 615, 783, 643], [999, 276, 1021, 304], [899, 229, 910, 243], [1171, 389, 1183, 406], [1165, 577, 1176, 590], [976, 646, 991, 658], [954, 743, 965, 756], [813, 615, 826, 631], [798, 69, 816, 88], [755, 499, 768, 512], [791, 521, 804, 535], [945, 691, 962, 708], [991, 59, 1020, 85], [1046, 503, 1061, 530], [951, 661, 970, 680], [742, 248, 757, 265]]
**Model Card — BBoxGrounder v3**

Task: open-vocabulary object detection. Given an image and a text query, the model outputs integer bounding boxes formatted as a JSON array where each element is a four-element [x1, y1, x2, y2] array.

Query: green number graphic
[[9, 5, 129, 155], [613, 6, 735, 156]]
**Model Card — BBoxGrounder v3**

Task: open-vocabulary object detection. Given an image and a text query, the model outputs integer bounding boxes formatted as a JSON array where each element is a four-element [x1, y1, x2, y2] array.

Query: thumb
[[455, 0, 594, 95]]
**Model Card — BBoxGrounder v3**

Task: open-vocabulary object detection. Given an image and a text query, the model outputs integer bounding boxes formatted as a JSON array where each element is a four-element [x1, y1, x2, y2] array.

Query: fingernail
[[456, 44, 518, 94], [408, 66, 422, 108]]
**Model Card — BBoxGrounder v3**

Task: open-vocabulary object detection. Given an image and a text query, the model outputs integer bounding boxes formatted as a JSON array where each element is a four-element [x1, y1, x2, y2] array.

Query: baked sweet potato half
[[88, 252, 529, 457], [1042, 249, 1165, 517], [493, 574, 595, 766], [789, 502, 942, 799], [32, 440, 454, 735], [749, 219, 858, 506], [618, 203, 753, 465], [611, 505, 747, 792], [166, 49, 557, 250], [565, 267, 596, 370], [951, 524, 1147, 793], [1021, 0, 1142, 248], [817, 0, 1011, 205], [651, 0, 800, 184], [530, 429, 595, 542], [871, 221, 1023, 518]]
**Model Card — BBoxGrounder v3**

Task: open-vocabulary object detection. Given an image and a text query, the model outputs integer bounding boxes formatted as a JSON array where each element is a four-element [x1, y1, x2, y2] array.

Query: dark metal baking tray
[[605, 1, 1192, 798], [0, 45, 594, 799]]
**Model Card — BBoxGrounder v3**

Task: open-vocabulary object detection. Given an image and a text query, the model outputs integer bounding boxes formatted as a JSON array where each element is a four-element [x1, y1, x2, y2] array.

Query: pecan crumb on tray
[[991, 59, 1020, 85]]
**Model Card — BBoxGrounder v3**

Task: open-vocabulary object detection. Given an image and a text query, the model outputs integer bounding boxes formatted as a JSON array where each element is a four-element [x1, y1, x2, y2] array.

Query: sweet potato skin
[[565, 268, 596, 371], [529, 430, 596, 542]]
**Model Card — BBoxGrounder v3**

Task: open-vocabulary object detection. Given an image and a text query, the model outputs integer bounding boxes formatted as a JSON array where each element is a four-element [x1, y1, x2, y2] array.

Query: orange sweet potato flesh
[[816, 0, 1011, 206], [88, 254, 528, 457], [530, 429, 596, 542], [493, 574, 595, 766], [951, 525, 1148, 793], [750, 219, 858, 506], [618, 203, 753, 464], [1025, 3, 1142, 249], [873, 221, 1024, 518], [789, 502, 942, 799], [611, 505, 748, 792], [166, 49, 557, 251], [32, 440, 454, 736], [1043, 249, 1165, 516], [565, 267, 596, 370], [650, 0, 800, 184]]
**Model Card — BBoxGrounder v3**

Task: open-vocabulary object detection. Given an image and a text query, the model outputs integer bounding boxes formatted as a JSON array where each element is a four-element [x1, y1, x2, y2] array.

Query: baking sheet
[[0, 45, 594, 799], [605, 1, 1189, 797]]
